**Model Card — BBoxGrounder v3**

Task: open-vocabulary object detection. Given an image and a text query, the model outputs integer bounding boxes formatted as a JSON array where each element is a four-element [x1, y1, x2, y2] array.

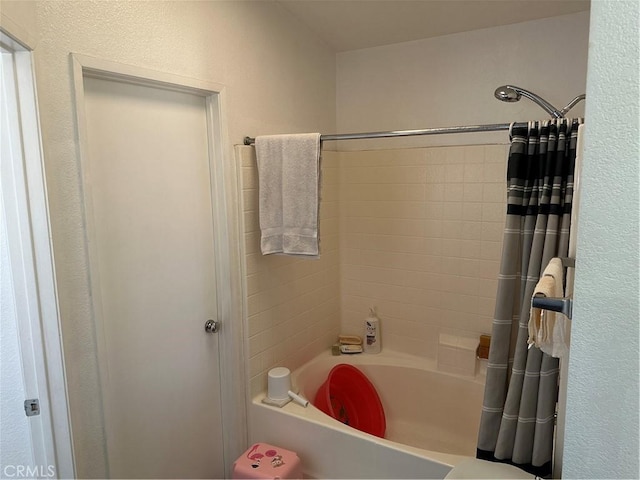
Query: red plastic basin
[[313, 364, 386, 438]]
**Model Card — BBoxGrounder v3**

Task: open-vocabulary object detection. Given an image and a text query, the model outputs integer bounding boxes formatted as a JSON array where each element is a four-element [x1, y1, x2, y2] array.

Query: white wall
[[0, 1, 336, 477], [336, 12, 589, 149], [3, 1, 637, 477], [563, 1, 640, 478]]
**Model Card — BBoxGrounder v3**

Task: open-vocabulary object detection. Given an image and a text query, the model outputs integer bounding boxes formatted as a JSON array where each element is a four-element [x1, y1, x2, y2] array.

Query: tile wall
[[241, 143, 509, 393], [239, 147, 341, 396], [338, 144, 509, 362]]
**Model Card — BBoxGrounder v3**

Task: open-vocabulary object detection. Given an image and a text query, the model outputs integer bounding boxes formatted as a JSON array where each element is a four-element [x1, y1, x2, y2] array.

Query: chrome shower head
[[494, 85, 521, 103], [493, 84, 564, 118]]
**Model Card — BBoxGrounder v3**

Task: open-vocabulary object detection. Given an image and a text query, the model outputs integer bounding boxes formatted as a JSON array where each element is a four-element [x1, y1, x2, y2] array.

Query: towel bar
[[559, 257, 575, 268], [532, 295, 573, 320], [531, 257, 575, 320]]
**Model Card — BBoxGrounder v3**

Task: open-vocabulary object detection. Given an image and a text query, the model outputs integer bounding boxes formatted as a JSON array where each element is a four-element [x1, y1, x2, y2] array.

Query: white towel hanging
[[255, 133, 321, 257]]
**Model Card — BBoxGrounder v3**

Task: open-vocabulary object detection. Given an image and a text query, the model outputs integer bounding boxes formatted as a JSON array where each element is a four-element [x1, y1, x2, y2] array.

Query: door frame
[[1, 29, 76, 478], [70, 53, 247, 476]]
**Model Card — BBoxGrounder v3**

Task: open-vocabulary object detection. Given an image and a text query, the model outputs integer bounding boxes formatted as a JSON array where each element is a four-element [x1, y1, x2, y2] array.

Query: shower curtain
[[477, 119, 582, 478]]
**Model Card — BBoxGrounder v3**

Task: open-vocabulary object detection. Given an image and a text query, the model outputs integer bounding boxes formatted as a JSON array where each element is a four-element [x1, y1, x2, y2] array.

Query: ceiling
[[278, 0, 590, 52]]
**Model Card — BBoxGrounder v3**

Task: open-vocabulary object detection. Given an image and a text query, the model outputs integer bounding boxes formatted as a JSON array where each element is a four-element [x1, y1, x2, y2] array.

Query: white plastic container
[[364, 307, 381, 354], [267, 367, 291, 401]]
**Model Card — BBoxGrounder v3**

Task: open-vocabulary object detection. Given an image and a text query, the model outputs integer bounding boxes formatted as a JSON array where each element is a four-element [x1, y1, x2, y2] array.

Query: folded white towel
[[255, 133, 321, 257], [528, 257, 570, 358]]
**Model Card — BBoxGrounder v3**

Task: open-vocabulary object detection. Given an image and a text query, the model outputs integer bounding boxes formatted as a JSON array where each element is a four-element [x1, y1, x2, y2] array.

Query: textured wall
[[0, 2, 336, 477], [0, 1, 38, 47], [336, 12, 590, 149], [563, 1, 640, 478]]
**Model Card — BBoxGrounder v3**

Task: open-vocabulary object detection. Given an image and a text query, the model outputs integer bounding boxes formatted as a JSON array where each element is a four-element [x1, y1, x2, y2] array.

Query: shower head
[[494, 84, 564, 118], [493, 84, 587, 119], [494, 86, 521, 103]]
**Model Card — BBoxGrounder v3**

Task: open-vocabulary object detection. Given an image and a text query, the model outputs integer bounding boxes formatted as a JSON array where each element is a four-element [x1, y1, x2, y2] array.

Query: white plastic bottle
[[364, 307, 381, 354]]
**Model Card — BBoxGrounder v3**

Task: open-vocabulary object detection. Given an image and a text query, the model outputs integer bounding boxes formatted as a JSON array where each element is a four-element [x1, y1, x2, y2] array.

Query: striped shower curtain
[[477, 119, 582, 478]]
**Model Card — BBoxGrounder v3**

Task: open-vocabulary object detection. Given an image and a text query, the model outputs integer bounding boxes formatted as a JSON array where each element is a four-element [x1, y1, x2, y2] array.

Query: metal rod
[[532, 296, 573, 320], [243, 123, 512, 146]]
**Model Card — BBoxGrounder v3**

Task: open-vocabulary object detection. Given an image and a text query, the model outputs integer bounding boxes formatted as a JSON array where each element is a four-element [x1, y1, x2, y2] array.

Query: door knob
[[204, 319, 220, 333]]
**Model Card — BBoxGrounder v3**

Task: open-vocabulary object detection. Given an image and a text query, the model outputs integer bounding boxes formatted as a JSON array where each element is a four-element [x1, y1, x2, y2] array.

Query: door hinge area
[[24, 398, 40, 417]]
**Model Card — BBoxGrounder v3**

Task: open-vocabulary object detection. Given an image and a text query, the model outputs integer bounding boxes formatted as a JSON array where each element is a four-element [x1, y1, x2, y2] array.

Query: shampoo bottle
[[364, 307, 381, 354]]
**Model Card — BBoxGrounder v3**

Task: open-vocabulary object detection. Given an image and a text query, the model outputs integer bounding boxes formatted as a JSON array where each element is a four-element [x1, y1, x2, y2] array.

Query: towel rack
[[531, 257, 575, 320], [558, 257, 575, 268]]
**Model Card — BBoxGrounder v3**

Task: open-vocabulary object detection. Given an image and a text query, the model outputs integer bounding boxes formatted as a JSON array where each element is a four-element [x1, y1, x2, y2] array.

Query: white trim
[[1, 30, 76, 479], [0, 13, 37, 51], [206, 91, 250, 473], [233, 144, 254, 443], [70, 53, 247, 477], [68, 58, 114, 476], [553, 124, 584, 479], [72, 53, 227, 96]]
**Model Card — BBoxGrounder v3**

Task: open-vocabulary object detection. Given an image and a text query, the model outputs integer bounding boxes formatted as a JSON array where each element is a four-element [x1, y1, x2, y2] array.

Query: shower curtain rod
[[243, 122, 536, 145]]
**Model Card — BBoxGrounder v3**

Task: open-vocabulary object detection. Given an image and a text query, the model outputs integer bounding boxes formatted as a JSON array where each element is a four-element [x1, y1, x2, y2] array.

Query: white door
[[81, 76, 224, 479], [1, 33, 74, 479]]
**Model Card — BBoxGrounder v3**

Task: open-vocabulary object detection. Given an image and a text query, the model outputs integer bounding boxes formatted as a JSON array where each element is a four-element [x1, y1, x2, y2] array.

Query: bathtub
[[249, 350, 485, 479]]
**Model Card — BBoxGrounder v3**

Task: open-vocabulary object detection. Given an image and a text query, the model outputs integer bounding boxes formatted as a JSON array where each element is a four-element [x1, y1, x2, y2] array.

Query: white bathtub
[[249, 350, 485, 479]]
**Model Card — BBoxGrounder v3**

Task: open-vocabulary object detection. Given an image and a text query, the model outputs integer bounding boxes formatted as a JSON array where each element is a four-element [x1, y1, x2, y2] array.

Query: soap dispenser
[[363, 307, 381, 354]]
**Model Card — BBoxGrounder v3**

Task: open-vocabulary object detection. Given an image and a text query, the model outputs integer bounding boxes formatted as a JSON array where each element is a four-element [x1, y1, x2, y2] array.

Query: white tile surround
[[339, 144, 509, 363], [240, 144, 509, 394], [239, 147, 341, 396]]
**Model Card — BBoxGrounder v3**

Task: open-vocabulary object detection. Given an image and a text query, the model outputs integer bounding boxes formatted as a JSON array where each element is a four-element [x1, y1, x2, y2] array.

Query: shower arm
[[560, 94, 586, 116], [498, 85, 586, 118], [513, 87, 565, 118]]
